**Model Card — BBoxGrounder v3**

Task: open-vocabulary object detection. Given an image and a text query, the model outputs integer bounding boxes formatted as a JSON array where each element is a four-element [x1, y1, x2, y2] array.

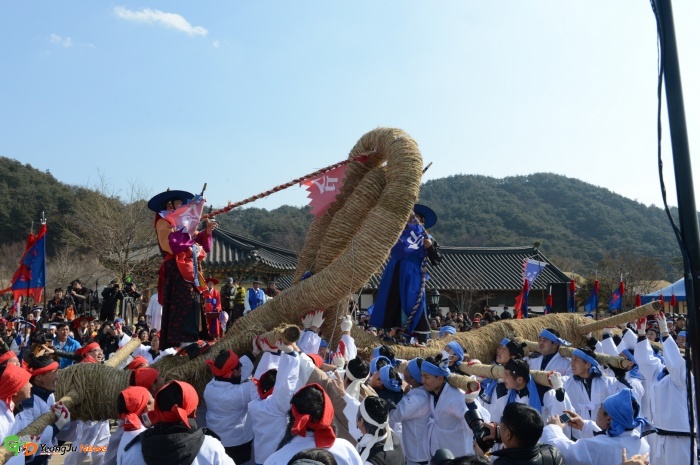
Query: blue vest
[[249, 288, 264, 310]]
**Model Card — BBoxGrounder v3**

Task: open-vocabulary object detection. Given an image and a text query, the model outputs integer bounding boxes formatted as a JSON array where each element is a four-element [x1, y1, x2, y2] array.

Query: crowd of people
[[0, 300, 690, 465]]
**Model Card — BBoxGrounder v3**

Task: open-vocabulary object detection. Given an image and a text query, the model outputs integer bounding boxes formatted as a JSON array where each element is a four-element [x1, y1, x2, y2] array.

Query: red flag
[[671, 294, 677, 307], [619, 280, 625, 296], [513, 279, 529, 319], [635, 294, 642, 307], [659, 294, 664, 304], [0, 224, 47, 303], [302, 165, 348, 218]]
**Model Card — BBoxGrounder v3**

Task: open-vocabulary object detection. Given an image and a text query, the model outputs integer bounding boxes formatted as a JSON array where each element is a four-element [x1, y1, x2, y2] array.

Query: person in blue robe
[[369, 204, 437, 346]]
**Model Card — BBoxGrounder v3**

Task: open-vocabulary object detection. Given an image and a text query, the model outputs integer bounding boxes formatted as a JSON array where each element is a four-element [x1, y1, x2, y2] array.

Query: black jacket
[[364, 432, 405, 465], [491, 444, 565, 465]]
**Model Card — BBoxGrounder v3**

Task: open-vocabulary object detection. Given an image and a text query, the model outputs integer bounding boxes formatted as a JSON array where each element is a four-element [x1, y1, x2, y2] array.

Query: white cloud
[[49, 34, 73, 47], [212, 40, 220, 48], [113, 6, 208, 37]]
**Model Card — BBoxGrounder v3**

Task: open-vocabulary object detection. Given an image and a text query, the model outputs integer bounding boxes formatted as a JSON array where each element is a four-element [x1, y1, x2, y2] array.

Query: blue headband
[[500, 338, 511, 346], [572, 349, 601, 377], [370, 356, 391, 375], [407, 358, 423, 385], [320, 339, 328, 348], [446, 341, 464, 366], [539, 329, 569, 346], [372, 347, 381, 359], [603, 388, 654, 437], [678, 331, 688, 338], [379, 365, 402, 392], [439, 326, 456, 336], [421, 360, 450, 378]]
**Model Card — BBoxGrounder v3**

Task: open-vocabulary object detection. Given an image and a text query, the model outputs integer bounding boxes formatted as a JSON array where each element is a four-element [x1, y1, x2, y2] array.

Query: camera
[[559, 413, 571, 424], [465, 409, 496, 452]]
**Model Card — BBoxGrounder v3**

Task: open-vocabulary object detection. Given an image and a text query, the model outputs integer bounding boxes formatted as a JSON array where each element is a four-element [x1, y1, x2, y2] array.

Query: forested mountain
[[0, 157, 683, 278]]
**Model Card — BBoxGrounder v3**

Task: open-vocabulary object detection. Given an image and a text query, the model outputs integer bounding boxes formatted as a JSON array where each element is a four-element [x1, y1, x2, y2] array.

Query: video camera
[[430, 449, 455, 465], [465, 409, 496, 452]]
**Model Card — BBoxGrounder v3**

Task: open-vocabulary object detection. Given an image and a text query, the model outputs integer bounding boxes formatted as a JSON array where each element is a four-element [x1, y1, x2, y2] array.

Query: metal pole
[[655, 0, 700, 458]]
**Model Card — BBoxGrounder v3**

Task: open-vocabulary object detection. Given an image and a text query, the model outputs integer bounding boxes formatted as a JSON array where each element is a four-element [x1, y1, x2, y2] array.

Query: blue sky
[[1, 2, 698, 212]]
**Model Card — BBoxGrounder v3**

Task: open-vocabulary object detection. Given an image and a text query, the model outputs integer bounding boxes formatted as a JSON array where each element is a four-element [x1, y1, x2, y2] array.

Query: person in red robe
[[203, 278, 223, 338]]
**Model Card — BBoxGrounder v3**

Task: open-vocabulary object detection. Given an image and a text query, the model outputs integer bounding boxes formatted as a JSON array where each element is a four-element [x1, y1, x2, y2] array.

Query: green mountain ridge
[[0, 157, 682, 278]]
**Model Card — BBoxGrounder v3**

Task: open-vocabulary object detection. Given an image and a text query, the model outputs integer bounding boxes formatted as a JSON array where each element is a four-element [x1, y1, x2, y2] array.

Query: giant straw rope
[[0, 123, 666, 462], [0, 127, 425, 464]]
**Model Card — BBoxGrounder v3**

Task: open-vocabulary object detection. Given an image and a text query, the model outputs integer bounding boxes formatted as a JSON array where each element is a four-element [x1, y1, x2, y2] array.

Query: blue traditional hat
[[413, 204, 437, 228], [445, 341, 464, 366], [379, 365, 402, 392], [147, 189, 194, 212], [603, 388, 655, 437]]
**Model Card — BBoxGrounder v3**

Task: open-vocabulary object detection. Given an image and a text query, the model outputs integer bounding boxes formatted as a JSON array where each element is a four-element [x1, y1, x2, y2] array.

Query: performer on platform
[[203, 277, 223, 339], [148, 189, 216, 349], [369, 204, 438, 346]]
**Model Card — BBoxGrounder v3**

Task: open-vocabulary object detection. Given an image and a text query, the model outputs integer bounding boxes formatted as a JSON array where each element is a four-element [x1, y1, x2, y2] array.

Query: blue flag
[[608, 287, 623, 311]]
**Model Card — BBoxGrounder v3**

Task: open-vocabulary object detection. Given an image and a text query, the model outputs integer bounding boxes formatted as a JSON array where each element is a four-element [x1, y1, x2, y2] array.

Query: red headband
[[151, 381, 198, 429], [253, 377, 275, 400], [76, 342, 100, 358], [205, 350, 239, 378], [120, 386, 151, 432], [308, 353, 323, 368], [30, 361, 59, 378], [131, 368, 159, 389], [0, 363, 31, 408], [290, 384, 336, 448], [0, 350, 18, 366], [127, 356, 149, 371]]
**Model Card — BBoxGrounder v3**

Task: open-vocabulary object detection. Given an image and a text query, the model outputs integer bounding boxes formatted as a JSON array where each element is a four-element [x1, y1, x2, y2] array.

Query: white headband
[[357, 400, 394, 462], [345, 369, 369, 401]]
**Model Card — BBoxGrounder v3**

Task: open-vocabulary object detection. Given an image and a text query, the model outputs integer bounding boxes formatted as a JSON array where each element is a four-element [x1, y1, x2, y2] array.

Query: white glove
[[657, 313, 669, 335], [301, 312, 314, 330], [603, 328, 613, 337], [52, 402, 71, 430], [340, 315, 353, 332], [548, 371, 563, 390], [311, 310, 325, 329], [276, 340, 294, 354], [332, 352, 345, 368], [637, 318, 647, 337], [464, 377, 480, 402]]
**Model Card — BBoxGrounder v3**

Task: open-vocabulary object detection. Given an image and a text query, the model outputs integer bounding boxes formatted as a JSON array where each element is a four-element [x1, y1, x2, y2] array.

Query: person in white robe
[[420, 355, 490, 457], [204, 349, 256, 464], [599, 329, 645, 412], [119, 381, 234, 465], [527, 328, 572, 376], [389, 357, 430, 465], [111, 386, 152, 465], [13, 356, 70, 465], [340, 315, 358, 362], [562, 347, 623, 440], [541, 388, 652, 465], [636, 313, 697, 465], [0, 362, 47, 465], [249, 340, 300, 465], [264, 384, 362, 465], [145, 292, 162, 332]]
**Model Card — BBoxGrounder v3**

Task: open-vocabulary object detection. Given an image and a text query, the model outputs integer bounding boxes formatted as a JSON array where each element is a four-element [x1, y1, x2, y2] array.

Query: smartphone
[[559, 413, 571, 424]]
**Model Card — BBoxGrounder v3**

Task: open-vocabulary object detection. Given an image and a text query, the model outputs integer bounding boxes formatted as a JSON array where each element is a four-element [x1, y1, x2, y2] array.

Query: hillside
[[0, 157, 682, 277]]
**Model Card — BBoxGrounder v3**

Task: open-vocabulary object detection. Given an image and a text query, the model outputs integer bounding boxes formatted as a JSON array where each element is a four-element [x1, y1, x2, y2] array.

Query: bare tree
[[579, 249, 666, 311], [46, 246, 113, 292], [60, 177, 159, 288]]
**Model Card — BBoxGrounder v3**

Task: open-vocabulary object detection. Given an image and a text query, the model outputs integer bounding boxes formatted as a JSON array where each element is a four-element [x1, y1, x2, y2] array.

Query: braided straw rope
[[511, 337, 632, 369], [459, 362, 554, 387], [162, 127, 424, 393], [1, 125, 423, 463], [0, 338, 142, 464], [383, 302, 662, 365]]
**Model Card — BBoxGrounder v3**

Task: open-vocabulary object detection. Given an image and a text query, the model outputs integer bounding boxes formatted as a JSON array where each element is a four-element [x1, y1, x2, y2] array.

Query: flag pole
[[654, 0, 700, 450], [41, 212, 47, 314]]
